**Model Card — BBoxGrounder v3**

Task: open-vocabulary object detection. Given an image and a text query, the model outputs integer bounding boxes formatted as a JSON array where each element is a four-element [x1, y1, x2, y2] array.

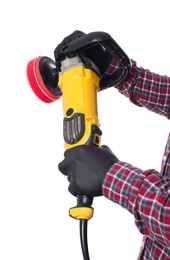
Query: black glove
[[58, 145, 118, 197], [54, 30, 85, 69], [54, 30, 112, 77]]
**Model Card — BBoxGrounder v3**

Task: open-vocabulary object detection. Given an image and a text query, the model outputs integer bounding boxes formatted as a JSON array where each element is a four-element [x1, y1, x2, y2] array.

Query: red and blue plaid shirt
[[102, 60, 170, 259]]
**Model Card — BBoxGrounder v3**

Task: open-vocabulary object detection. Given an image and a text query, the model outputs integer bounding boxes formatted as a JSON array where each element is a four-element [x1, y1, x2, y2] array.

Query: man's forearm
[[103, 161, 170, 248]]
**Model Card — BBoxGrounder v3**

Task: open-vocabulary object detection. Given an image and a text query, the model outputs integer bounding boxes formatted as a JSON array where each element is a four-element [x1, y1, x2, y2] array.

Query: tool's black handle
[[60, 32, 112, 55], [58, 31, 131, 89]]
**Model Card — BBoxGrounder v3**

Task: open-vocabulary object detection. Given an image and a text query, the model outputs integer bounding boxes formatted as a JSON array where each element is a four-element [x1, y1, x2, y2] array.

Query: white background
[[1, 0, 170, 259]]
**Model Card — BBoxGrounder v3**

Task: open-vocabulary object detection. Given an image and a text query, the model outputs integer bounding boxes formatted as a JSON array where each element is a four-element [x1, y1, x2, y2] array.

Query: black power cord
[[80, 219, 90, 260], [70, 195, 93, 260]]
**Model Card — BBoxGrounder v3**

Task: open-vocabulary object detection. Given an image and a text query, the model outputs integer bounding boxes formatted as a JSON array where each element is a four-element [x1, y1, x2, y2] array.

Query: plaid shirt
[[102, 60, 170, 259]]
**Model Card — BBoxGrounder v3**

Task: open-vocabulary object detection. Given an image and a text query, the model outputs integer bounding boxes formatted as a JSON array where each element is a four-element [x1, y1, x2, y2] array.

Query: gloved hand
[[58, 145, 119, 197], [54, 30, 113, 77], [54, 30, 85, 66], [54, 30, 130, 90]]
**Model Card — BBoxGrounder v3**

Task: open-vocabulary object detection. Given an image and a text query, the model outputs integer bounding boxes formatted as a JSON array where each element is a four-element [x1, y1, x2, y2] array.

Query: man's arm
[[103, 161, 170, 248], [105, 60, 170, 118]]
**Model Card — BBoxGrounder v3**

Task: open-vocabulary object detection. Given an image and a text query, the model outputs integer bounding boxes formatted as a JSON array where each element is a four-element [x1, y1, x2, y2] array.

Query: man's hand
[[54, 30, 113, 77], [54, 30, 85, 69], [54, 30, 131, 90], [58, 145, 118, 197]]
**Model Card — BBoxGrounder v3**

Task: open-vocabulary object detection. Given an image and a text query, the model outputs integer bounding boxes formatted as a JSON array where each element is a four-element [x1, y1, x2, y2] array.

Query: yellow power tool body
[[59, 55, 101, 220], [59, 56, 101, 150]]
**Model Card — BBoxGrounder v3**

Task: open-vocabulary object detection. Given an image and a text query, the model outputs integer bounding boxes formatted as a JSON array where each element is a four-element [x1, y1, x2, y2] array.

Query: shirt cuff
[[102, 161, 150, 214]]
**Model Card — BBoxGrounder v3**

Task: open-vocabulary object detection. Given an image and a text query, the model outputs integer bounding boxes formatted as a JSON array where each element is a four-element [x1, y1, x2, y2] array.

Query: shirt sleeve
[[102, 162, 170, 248], [105, 59, 170, 119]]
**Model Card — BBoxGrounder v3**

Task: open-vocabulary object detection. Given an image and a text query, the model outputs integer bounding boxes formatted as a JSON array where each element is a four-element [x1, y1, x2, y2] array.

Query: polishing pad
[[27, 56, 61, 103]]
